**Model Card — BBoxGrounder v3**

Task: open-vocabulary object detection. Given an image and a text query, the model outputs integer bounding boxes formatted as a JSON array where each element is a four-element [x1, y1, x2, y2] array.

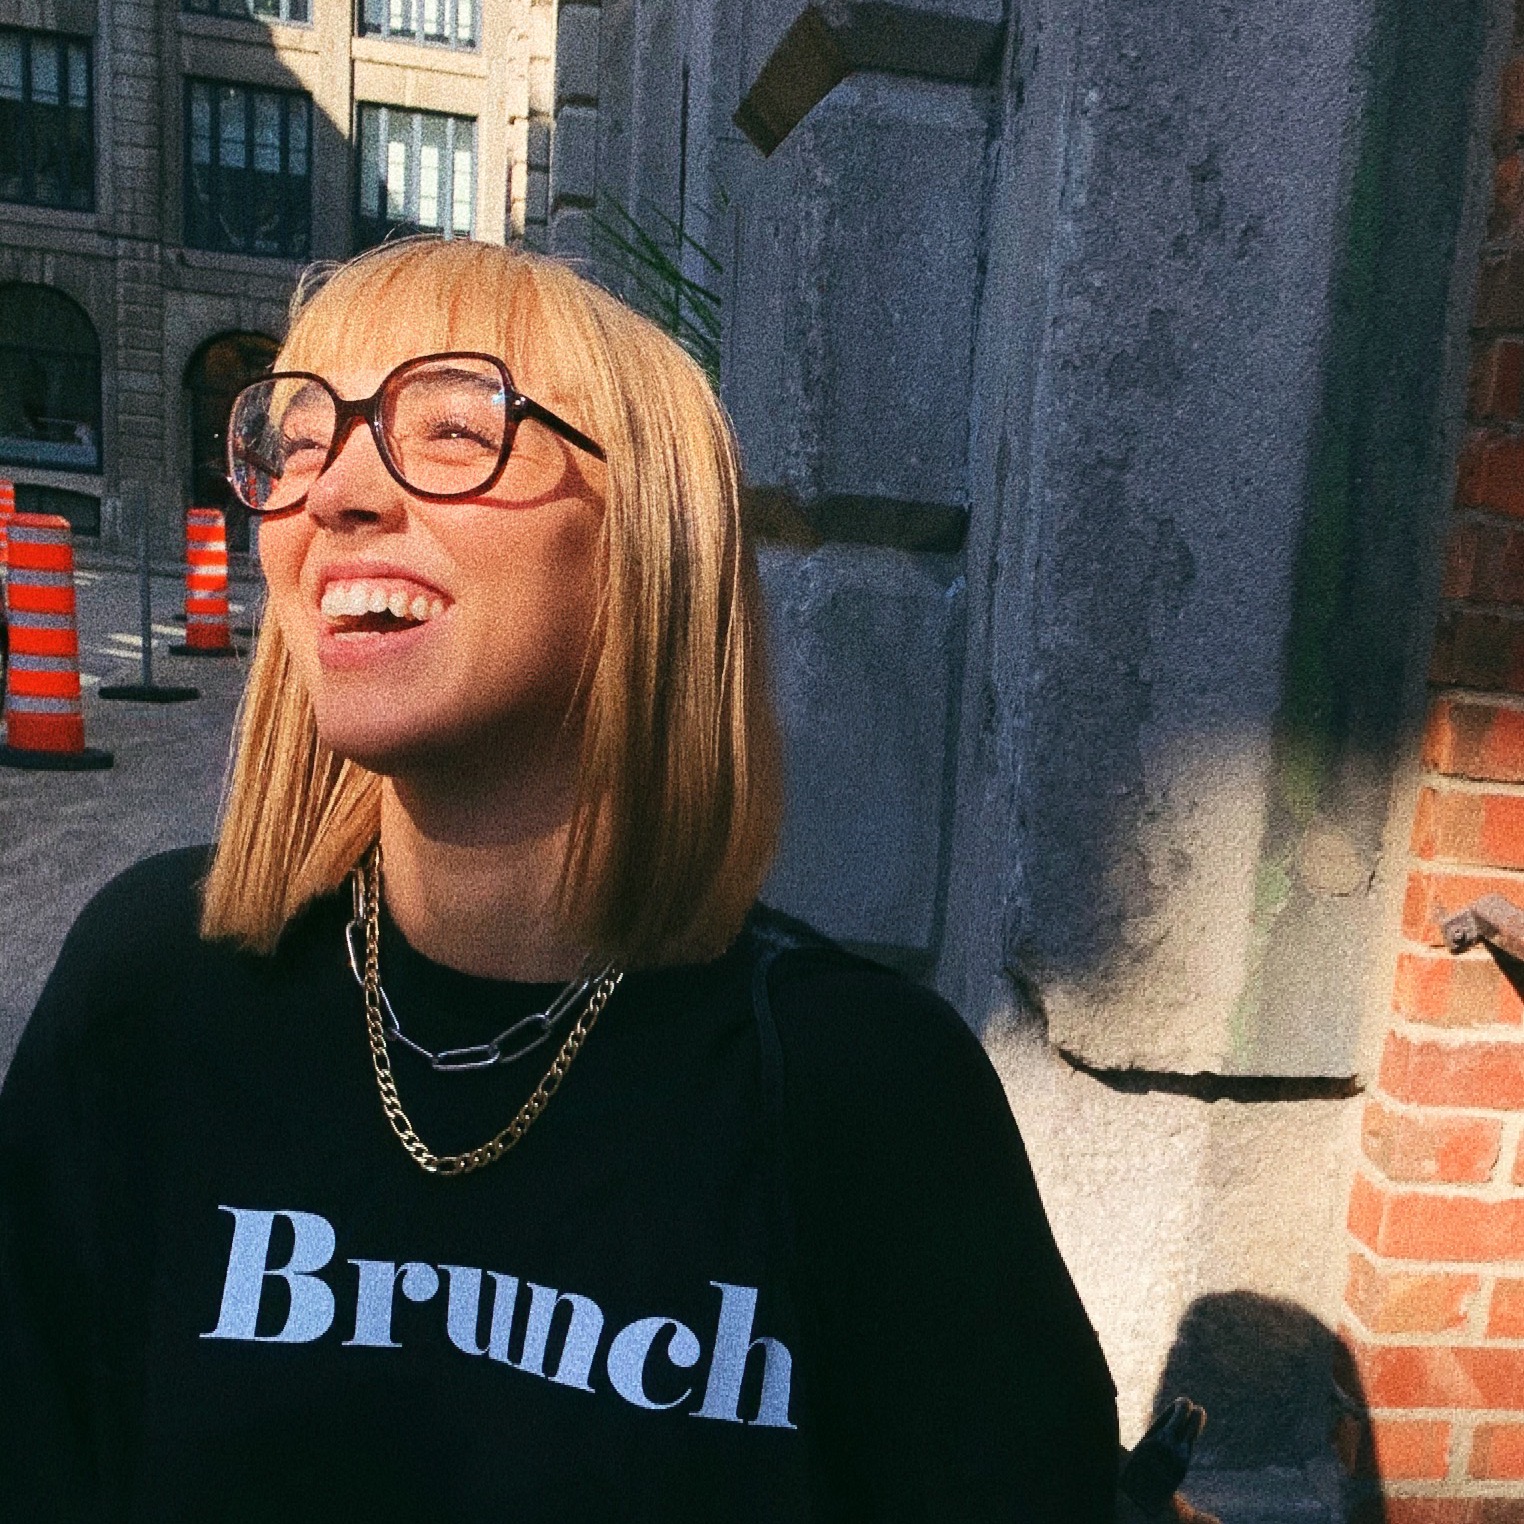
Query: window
[[359, 0, 477, 49], [185, 80, 311, 257], [0, 30, 93, 210], [15, 485, 98, 538], [181, 0, 311, 23], [355, 105, 475, 248], [0, 284, 102, 473]]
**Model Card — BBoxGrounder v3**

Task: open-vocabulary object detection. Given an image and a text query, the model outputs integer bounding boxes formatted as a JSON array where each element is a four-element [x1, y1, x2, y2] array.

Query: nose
[[302, 415, 409, 532]]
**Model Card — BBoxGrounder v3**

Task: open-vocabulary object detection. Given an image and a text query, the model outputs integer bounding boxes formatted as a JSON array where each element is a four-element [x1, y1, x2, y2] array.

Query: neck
[[378, 741, 587, 983]]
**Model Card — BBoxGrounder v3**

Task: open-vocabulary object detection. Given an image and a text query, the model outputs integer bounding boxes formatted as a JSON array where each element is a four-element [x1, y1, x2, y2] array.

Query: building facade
[[0, 0, 556, 558]]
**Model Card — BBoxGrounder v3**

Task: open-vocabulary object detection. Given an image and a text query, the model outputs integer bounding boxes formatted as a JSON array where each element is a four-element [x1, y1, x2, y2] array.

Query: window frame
[[357, 0, 479, 51], [183, 77, 313, 260], [353, 102, 477, 249], [0, 27, 95, 212], [179, 0, 313, 25]]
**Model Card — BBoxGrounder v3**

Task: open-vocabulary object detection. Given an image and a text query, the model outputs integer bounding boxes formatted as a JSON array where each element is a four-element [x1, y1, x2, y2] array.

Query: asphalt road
[[0, 561, 260, 1074]]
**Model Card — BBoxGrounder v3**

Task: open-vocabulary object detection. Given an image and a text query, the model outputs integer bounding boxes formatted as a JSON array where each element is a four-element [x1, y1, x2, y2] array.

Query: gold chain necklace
[[357, 842, 623, 1178]]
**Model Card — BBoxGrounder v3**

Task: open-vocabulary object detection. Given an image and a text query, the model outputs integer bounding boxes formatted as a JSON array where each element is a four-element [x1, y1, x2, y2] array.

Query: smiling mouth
[[320, 579, 448, 637]]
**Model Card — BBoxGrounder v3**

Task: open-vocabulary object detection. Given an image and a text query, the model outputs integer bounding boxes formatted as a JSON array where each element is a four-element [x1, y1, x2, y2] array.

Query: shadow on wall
[[969, 0, 1492, 1043], [1155, 1293, 1384, 1520]]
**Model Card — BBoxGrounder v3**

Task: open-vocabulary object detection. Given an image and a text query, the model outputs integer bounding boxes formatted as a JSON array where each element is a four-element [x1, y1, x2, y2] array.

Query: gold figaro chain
[[358, 842, 622, 1178]]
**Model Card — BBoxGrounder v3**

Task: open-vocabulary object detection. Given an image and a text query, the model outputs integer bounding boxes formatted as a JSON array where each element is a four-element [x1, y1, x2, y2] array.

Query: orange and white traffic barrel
[[171, 507, 238, 657], [0, 478, 15, 573], [0, 513, 112, 771]]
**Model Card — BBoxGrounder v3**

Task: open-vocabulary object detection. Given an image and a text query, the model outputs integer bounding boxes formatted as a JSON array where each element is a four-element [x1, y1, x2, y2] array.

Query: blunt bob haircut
[[201, 238, 783, 967]]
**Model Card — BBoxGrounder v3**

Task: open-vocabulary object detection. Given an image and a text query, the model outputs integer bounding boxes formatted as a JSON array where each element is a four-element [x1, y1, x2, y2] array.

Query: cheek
[[255, 518, 313, 639], [468, 515, 603, 686]]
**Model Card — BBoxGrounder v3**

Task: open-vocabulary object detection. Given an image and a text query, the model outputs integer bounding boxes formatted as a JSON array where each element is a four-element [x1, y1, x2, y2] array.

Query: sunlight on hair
[[201, 237, 782, 967]]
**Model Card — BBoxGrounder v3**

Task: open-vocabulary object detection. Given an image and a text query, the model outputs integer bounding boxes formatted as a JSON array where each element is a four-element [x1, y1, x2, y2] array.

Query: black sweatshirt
[[0, 847, 1118, 1522]]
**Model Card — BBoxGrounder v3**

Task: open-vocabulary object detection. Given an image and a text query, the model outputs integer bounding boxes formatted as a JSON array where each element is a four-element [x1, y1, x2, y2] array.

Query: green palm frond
[[590, 194, 725, 386]]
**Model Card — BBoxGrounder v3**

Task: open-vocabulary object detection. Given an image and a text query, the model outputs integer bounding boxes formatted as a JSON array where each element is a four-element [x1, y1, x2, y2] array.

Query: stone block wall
[[1339, 13, 1524, 1511]]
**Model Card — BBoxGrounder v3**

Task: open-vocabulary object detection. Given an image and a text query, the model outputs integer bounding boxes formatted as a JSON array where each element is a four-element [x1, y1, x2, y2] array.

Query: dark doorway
[[0, 283, 102, 475], [184, 331, 277, 552]]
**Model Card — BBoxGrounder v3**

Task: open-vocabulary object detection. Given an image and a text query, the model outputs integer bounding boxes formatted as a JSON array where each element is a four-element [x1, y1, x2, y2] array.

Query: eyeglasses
[[225, 351, 605, 515]]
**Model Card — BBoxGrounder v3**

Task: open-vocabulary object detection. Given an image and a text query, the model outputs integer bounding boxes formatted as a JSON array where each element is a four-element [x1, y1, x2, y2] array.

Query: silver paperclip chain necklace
[[344, 855, 618, 1074]]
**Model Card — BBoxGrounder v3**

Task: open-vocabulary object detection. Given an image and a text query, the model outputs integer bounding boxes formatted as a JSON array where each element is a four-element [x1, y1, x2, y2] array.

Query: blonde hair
[[201, 238, 782, 966]]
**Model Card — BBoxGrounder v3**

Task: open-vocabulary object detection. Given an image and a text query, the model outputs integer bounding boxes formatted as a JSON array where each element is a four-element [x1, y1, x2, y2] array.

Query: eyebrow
[[394, 367, 505, 396]]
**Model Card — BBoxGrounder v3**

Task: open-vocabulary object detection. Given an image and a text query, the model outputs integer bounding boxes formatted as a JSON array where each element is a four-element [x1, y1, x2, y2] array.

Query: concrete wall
[[941, 0, 1387, 1079], [949, 0, 1502, 1480]]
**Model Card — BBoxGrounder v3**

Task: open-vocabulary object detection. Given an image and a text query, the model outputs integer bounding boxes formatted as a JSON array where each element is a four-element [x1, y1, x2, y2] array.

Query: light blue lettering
[[607, 1316, 701, 1410], [441, 1265, 519, 1361], [695, 1282, 794, 1428], [514, 1284, 604, 1391], [202, 1206, 336, 1344], [344, 1259, 440, 1348]]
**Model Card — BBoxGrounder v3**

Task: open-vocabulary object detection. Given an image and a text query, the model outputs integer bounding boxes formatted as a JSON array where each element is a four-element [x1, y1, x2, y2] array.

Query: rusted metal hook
[[1440, 893, 1524, 962]]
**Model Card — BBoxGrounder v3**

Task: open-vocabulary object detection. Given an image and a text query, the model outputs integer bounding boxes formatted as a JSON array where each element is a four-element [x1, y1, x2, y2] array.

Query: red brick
[[1332, 1405, 1369, 1475], [1430, 608, 1524, 692], [1490, 1277, 1524, 1337], [1485, 523, 1524, 607], [1413, 786, 1445, 856], [1518, 1130, 1524, 1185], [1405, 869, 1524, 946], [1503, 56, 1524, 138], [1353, 1339, 1524, 1409], [1445, 520, 1524, 605], [1483, 790, 1524, 864], [1362, 1099, 1503, 1183], [1477, 251, 1524, 329], [1457, 431, 1524, 517], [1386, 1502, 1524, 1524], [1474, 1422, 1524, 1480], [1411, 787, 1484, 860], [1345, 1251, 1479, 1333], [1369, 1416, 1452, 1479], [1393, 949, 1524, 1028], [1473, 335, 1524, 419], [1395, 950, 1458, 1020], [1491, 156, 1524, 248], [1380, 1030, 1524, 1109], [1425, 697, 1524, 783], [1415, 785, 1524, 867], [1446, 522, 1483, 600], [1347, 1170, 1524, 1260]]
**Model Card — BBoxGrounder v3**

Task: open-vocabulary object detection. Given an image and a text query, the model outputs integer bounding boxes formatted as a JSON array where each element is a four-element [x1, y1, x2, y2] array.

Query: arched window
[[184, 331, 278, 552], [0, 283, 101, 471]]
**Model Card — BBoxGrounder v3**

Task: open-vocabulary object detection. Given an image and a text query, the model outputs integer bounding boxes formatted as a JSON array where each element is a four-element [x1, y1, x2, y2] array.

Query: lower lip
[[316, 609, 449, 671]]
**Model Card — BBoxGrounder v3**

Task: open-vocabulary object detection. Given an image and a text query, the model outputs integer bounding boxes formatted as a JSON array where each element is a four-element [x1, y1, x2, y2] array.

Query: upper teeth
[[320, 581, 447, 621]]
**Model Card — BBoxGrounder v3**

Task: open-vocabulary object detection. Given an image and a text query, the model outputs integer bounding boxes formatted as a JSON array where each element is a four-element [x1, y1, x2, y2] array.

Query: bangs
[[276, 239, 583, 415]]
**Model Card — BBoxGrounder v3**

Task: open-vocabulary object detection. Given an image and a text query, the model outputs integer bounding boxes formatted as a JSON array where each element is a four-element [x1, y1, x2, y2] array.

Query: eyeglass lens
[[228, 356, 511, 513]]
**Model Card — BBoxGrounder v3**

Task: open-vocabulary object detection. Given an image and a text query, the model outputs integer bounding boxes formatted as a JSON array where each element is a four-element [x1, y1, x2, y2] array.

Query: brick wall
[[1338, 18, 1524, 1518]]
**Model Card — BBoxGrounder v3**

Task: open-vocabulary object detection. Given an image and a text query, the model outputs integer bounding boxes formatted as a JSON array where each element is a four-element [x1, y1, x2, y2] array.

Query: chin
[[310, 700, 455, 776]]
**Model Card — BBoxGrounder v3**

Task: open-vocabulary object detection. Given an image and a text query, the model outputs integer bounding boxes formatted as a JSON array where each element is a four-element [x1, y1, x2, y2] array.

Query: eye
[[280, 432, 329, 461], [428, 416, 495, 446]]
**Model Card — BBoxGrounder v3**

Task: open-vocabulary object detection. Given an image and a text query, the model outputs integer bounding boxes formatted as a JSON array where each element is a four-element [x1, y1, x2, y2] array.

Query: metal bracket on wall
[[734, 0, 1004, 155], [1441, 894, 1524, 979]]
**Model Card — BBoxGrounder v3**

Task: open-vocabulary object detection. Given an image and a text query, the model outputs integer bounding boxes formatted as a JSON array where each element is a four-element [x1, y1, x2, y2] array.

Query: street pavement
[[0, 561, 260, 1074]]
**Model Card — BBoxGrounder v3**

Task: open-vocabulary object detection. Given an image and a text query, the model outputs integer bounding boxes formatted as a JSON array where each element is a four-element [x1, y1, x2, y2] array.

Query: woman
[[0, 240, 1118, 1520]]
